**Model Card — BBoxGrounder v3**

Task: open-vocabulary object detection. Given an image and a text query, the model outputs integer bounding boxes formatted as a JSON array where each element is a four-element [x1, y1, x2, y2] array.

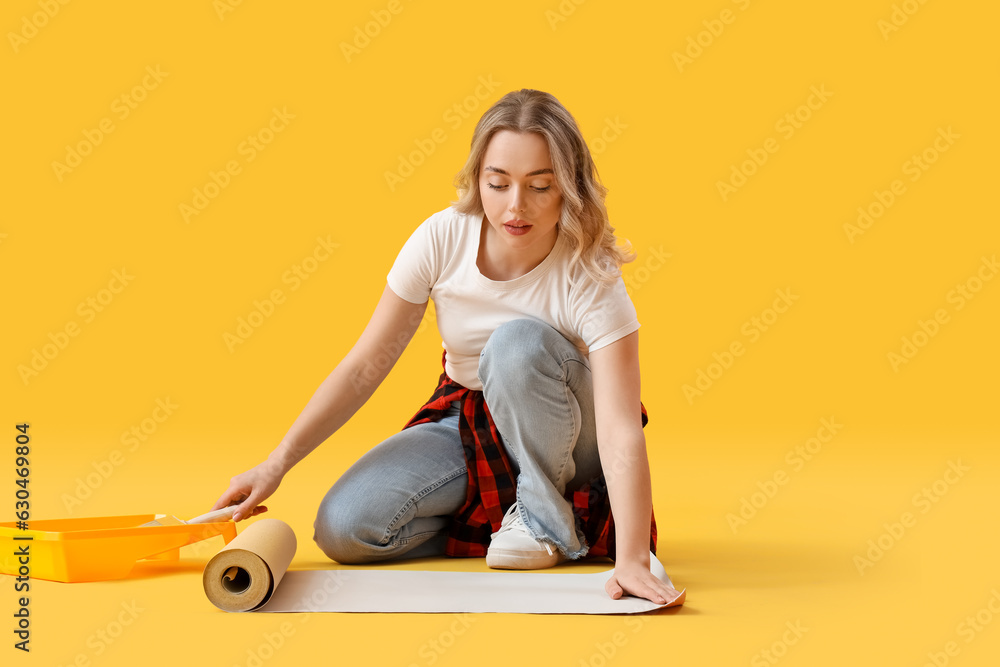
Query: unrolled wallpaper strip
[[203, 518, 686, 614]]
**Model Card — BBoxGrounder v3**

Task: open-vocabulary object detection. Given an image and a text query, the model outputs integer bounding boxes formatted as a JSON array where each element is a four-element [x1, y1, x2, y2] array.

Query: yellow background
[[2, 0, 998, 665]]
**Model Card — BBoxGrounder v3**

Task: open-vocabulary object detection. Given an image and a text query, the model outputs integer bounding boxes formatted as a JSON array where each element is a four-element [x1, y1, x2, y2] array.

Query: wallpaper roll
[[202, 518, 686, 614], [202, 518, 297, 612]]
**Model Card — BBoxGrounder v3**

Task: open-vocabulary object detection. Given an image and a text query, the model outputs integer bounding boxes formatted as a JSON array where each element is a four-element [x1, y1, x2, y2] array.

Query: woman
[[212, 89, 677, 605]]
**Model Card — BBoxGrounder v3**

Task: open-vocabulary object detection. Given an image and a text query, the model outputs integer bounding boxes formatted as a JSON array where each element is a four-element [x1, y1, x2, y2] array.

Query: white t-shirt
[[386, 206, 640, 390]]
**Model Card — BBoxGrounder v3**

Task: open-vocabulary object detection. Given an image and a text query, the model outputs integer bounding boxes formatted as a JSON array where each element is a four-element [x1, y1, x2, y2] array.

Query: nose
[[508, 187, 526, 214]]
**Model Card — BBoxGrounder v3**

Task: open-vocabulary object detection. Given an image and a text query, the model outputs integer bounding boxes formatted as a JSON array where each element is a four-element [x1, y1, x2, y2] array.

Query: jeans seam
[[382, 466, 467, 543], [394, 527, 449, 547], [552, 356, 588, 487]]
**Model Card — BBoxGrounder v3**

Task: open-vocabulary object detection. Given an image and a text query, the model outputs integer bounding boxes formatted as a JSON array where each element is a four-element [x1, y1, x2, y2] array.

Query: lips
[[505, 219, 529, 227]]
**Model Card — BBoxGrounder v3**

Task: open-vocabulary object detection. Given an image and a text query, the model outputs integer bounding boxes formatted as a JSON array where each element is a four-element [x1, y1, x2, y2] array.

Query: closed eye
[[487, 183, 551, 192]]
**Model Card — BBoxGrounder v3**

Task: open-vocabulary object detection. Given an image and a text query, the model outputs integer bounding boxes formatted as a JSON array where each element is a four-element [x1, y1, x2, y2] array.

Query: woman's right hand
[[211, 457, 286, 522]]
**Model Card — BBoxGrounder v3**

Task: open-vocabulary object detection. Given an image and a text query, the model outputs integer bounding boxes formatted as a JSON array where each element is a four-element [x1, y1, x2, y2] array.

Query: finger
[[629, 574, 672, 604], [605, 577, 624, 600], [614, 574, 670, 604], [636, 581, 668, 604], [650, 578, 680, 600], [231, 493, 258, 522]]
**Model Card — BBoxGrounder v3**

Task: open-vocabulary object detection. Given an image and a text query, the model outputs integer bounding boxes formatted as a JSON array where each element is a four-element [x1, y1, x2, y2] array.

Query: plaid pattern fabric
[[401, 350, 657, 560]]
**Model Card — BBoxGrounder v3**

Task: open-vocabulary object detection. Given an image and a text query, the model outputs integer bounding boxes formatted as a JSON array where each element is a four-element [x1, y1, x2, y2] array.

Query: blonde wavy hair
[[450, 89, 636, 287]]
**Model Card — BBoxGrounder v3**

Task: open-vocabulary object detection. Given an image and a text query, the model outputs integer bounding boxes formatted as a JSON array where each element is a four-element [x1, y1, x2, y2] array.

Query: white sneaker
[[486, 503, 566, 569]]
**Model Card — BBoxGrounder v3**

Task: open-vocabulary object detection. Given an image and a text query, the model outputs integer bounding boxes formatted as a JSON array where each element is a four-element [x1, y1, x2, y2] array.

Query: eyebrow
[[483, 165, 554, 177]]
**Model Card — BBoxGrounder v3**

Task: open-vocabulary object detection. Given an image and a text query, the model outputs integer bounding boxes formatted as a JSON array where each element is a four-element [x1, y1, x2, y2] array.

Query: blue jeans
[[313, 318, 604, 563]]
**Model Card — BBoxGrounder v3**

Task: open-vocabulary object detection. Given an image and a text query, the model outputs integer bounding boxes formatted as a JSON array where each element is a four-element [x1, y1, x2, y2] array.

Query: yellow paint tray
[[0, 514, 237, 583]]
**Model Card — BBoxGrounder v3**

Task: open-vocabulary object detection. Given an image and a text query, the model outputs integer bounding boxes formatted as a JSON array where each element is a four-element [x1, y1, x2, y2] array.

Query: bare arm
[[589, 330, 678, 604], [211, 284, 427, 520]]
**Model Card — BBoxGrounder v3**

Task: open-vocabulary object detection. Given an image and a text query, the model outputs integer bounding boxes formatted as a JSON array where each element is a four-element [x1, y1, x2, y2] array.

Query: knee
[[313, 484, 382, 565], [479, 318, 554, 384]]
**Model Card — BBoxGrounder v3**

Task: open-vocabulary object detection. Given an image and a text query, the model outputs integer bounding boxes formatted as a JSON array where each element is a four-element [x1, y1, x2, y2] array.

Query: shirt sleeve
[[575, 274, 641, 352], [386, 212, 441, 304]]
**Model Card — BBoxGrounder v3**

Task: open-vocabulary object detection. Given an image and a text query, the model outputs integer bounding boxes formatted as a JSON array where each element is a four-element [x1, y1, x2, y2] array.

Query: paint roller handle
[[187, 506, 239, 524]]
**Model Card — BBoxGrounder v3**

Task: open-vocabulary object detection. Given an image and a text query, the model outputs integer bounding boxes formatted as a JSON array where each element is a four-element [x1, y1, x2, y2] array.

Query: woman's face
[[479, 130, 563, 250]]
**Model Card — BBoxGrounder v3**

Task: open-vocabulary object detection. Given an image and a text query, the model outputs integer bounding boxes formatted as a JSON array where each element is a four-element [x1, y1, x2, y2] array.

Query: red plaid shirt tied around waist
[[401, 350, 657, 560]]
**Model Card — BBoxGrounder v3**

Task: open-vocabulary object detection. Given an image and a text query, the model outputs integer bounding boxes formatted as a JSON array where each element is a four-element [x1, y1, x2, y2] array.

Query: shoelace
[[491, 503, 555, 556]]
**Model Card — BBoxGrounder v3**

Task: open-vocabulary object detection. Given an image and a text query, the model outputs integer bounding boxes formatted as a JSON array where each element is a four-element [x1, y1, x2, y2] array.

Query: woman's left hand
[[605, 559, 680, 605]]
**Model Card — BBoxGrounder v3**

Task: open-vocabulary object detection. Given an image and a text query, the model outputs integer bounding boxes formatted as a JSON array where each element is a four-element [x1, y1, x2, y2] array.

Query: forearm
[[598, 432, 654, 565], [268, 351, 385, 475]]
